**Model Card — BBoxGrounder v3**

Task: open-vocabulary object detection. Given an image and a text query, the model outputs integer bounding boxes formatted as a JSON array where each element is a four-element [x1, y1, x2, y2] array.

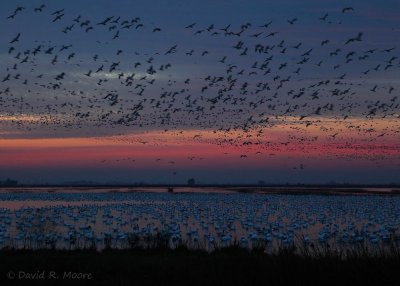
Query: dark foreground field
[[1, 246, 399, 286]]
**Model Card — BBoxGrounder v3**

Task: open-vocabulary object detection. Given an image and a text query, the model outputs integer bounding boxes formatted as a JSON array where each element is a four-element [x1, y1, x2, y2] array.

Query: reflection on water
[[0, 188, 399, 251]]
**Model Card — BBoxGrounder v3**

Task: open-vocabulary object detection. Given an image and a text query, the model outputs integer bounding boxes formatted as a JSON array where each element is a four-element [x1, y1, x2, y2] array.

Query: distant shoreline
[[1, 185, 400, 196], [2, 183, 399, 187]]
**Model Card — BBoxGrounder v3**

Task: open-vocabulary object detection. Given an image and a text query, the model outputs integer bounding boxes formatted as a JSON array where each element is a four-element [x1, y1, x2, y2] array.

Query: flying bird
[[9, 33, 21, 44], [345, 32, 363, 44], [342, 7, 354, 13]]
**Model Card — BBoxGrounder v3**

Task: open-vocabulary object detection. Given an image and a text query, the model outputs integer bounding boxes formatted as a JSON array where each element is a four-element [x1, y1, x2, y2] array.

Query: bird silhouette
[[9, 33, 21, 44], [345, 32, 363, 44], [342, 7, 354, 13]]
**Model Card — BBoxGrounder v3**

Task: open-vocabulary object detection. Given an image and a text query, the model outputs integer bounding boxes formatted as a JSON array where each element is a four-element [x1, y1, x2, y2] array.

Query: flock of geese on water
[[0, 192, 399, 251]]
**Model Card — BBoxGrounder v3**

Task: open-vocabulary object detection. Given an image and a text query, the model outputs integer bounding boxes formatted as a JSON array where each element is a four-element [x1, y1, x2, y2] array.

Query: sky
[[0, 0, 399, 184]]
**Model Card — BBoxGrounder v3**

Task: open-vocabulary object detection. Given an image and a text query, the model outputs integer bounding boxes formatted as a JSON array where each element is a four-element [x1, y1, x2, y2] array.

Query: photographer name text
[[7, 270, 93, 280]]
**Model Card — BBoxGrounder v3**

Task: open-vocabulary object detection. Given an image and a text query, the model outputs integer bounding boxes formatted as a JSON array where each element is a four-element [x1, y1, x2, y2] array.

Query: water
[[0, 187, 399, 250]]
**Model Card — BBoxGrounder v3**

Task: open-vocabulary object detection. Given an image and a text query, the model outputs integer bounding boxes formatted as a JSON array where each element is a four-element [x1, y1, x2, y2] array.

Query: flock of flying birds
[[1, 3, 399, 170]]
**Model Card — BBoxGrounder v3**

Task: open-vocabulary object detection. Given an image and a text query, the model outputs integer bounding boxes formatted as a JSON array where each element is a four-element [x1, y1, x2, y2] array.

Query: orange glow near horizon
[[1, 117, 399, 171]]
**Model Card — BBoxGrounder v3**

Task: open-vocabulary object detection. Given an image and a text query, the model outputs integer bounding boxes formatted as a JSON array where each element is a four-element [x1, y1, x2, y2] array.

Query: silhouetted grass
[[1, 238, 399, 286]]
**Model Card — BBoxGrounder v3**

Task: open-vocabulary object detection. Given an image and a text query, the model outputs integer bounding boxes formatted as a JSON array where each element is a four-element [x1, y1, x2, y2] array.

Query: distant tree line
[[0, 178, 18, 187]]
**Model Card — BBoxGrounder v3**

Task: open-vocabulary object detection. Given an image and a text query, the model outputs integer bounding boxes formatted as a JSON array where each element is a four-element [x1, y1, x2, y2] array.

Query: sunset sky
[[0, 0, 399, 184]]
